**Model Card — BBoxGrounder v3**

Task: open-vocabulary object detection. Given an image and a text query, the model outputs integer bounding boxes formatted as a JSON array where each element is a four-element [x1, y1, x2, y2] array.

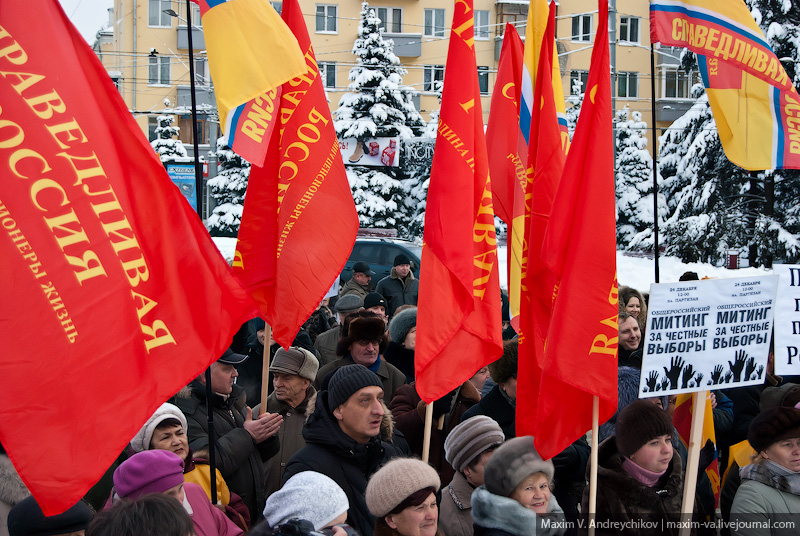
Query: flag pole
[[650, 44, 660, 284], [422, 403, 434, 462], [679, 391, 706, 536], [179, 0, 216, 504], [588, 395, 599, 536], [260, 322, 272, 415]]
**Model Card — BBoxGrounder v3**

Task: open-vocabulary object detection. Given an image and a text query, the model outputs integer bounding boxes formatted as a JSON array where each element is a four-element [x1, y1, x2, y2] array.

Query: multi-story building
[[92, 0, 697, 153]]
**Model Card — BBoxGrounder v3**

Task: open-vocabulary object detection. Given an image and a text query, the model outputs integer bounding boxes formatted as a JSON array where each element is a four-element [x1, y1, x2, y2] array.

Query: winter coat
[[439, 471, 477, 536], [0, 455, 29, 536], [384, 341, 415, 383], [389, 380, 480, 484], [730, 462, 800, 536], [580, 436, 685, 536], [263, 386, 315, 498], [184, 482, 244, 536], [283, 389, 404, 536], [471, 485, 566, 536], [184, 460, 251, 531], [173, 381, 279, 522], [375, 268, 419, 317], [316, 355, 407, 403], [340, 278, 370, 299], [314, 326, 341, 366]]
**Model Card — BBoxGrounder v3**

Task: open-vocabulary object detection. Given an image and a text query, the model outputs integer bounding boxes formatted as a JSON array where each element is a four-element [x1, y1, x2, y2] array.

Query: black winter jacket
[[283, 390, 403, 536], [173, 381, 279, 521]]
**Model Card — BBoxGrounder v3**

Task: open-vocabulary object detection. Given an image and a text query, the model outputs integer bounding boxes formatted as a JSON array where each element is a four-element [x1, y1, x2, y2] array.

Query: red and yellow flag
[[535, 0, 618, 460], [650, 0, 800, 170], [415, 0, 503, 402], [0, 0, 257, 514], [233, 0, 358, 349], [486, 25, 527, 325], [195, 0, 305, 151], [674, 393, 721, 507], [516, 2, 565, 437]]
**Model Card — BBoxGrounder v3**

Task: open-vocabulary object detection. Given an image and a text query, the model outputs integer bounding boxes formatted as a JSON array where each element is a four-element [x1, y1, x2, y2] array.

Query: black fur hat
[[336, 310, 388, 357]]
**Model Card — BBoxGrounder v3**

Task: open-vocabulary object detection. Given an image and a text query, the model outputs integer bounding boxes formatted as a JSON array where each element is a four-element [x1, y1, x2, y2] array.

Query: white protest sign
[[639, 275, 778, 397], [773, 265, 800, 375]]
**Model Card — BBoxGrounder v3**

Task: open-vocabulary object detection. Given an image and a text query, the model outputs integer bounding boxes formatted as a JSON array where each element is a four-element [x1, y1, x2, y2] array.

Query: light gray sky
[[58, 0, 115, 43]]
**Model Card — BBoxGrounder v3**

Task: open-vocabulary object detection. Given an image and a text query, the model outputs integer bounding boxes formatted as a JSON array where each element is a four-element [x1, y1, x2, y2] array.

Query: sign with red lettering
[[0, 0, 257, 514], [639, 276, 778, 397]]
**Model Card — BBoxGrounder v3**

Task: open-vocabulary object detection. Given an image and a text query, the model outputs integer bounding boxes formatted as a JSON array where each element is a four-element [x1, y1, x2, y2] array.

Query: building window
[[478, 66, 489, 94], [571, 14, 591, 42], [424, 9, 446, 38], [662, 68, 700, 99], [496, 3, 528, 38], [570, 70, 589, 95], [179, 114, 211, 145], [270, 1, 282, 15], [185, 3, 202, 27], [618, 72, 638, 98], [148, 116, 159, 141], [619, 16, 639, 44], [148, 56, 170, 85], [319, 62, 336, 88], [149, 0, 172, 27], [424, 65, 444, 92], [376, 7, 402, 33], [316, 4, 337, 33], [194, 57, 208, 85], [474, 10, 489, 40]]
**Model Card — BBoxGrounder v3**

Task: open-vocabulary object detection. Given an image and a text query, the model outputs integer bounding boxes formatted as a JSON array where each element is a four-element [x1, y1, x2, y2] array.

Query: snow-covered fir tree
[[150, 113, 188, 161], [659, 85, 753, 264], [207, 138, 250, 237], [615, 108, 666, 251], [335, 2, 425, 230], [744, 0, 800, 266], [565, 78, 584, 140]]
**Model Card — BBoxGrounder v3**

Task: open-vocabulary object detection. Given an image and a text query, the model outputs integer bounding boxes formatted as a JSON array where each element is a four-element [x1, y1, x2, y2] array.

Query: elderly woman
[[471, 436, 565, 536], [366, 458, 442, 536], [730, 407, 800, 535], [263, 471, 349, 532], [112, 450, 242, 536], [619, 286, 647, 333], [131, 403, 249, 529], [584, 400, 684, 535]]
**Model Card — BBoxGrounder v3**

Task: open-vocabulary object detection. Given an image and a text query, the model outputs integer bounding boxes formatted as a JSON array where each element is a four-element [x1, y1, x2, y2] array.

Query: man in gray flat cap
[[262, 346, 320, 498]]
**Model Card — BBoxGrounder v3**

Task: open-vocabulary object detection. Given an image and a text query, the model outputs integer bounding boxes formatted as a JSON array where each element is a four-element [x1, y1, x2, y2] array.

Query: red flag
[[486, 25, 527, 325], [233, 0, 359, 348], [0, 0, 257, 514], [534, 0, 618, 460], [415, 0, 503, 402], [516, 2, 564, 437], [487, 24, 526, 227]]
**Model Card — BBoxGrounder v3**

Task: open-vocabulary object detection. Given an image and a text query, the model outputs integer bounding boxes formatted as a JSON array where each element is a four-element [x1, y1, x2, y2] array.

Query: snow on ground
[[213, 236, 772, 295]]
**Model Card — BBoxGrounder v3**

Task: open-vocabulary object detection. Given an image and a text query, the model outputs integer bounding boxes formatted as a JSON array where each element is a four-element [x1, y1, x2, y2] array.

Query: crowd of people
[[3, 262, 800, 536]]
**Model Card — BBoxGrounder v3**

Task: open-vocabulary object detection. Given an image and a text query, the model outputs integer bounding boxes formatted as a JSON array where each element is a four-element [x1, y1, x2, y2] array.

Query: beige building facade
[[92, 0, 697, 151]]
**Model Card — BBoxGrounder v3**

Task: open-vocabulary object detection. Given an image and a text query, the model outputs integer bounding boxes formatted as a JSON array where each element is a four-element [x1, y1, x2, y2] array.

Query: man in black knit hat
[[284, 364, 401, 536], [375, 254, 418, 318]]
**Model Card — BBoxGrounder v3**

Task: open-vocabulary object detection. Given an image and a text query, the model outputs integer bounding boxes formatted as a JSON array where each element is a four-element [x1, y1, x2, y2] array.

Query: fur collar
[[0, 455, 29, 506], [471, 486, 565, 536]]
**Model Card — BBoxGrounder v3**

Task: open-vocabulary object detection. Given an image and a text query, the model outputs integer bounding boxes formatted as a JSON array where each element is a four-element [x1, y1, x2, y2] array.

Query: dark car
[[339, 238, 422, 288]]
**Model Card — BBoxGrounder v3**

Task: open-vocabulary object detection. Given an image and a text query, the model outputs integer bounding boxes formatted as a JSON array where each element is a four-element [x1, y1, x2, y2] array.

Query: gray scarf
[[739, 460, 800, 496]]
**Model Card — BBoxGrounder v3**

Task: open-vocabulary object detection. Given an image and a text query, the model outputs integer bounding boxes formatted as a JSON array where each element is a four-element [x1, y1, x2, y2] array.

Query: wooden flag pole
[[259, 322, 272, 416], [422, 403, 434, 462], [678, 391, 706, 536], [588, 395, 599, 536]]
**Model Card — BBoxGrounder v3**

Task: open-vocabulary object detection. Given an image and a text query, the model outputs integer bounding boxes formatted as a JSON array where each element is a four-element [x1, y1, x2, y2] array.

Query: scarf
[[622, 456, 667, 487], [740, 459, 800, 496]]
